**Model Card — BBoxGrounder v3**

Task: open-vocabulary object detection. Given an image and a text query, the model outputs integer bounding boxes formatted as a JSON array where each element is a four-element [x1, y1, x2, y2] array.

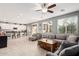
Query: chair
[[29, 33, 42, 41]]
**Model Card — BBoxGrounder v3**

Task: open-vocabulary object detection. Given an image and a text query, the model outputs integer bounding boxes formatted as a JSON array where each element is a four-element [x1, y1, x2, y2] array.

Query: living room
[[27, 7, 79, 56], [0, 1, 79, 57]]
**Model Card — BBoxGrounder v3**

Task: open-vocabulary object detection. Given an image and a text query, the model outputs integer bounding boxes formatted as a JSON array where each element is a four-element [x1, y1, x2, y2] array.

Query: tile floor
[[0, 36, 48, 56]]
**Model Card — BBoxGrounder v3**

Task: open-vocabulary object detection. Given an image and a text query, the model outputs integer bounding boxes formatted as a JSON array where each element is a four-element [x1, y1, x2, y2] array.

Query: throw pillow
[[67, 35, 78, 43]]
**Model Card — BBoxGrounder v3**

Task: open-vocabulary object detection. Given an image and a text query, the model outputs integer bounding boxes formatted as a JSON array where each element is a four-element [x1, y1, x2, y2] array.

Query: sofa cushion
[[36, 33, 42, 39], [67, 35, 78, 43], [42, 34, 49, 38], [59, 45, 79, 56], [56, 34, 67, 40], [32, 34, 37, 37], [48, 34, 55, 39]]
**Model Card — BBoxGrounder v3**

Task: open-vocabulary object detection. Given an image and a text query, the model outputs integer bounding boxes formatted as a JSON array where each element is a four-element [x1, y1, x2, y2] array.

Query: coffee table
[[38, 38, 59, 52]]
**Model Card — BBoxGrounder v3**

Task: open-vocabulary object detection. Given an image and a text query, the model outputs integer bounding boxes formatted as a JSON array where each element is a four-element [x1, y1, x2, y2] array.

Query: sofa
[[42, 33, 68, 43], [29, 33, 79, 43], [29, 33, 79, 56], [46, 34, 79, 56], [29, 33, 68, 43]]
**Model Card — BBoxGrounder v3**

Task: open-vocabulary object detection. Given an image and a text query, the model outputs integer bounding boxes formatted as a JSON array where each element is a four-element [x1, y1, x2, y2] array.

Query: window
[[42, 21, 52, 33], [42, 22, 48, 33], [57, 16, 78, 34], [32, 24, 37, 34]]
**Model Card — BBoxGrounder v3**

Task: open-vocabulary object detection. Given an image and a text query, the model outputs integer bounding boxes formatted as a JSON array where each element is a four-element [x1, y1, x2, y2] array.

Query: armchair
[[29, 33, 42, 41]]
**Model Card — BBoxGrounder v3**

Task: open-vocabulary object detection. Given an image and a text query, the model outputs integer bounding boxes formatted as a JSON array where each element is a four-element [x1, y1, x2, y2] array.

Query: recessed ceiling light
[[61, 9, 65, 12]]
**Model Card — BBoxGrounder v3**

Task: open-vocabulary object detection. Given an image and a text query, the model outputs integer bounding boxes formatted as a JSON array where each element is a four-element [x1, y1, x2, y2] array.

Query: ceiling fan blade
[[36, 9, 41, 11], [47, 10, 53, 13], [48, 4, 56, 9]]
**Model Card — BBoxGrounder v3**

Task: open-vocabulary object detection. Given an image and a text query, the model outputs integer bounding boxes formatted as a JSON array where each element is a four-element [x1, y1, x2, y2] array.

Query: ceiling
[[0, 3, 79, 24]]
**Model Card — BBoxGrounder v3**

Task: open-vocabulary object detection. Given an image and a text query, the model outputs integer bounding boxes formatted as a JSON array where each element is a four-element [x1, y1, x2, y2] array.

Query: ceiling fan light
[[42, 8, 47, 13]]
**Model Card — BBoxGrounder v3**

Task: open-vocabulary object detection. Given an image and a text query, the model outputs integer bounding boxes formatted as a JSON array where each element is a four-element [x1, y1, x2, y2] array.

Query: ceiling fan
[[35, 3, 56, 13]]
